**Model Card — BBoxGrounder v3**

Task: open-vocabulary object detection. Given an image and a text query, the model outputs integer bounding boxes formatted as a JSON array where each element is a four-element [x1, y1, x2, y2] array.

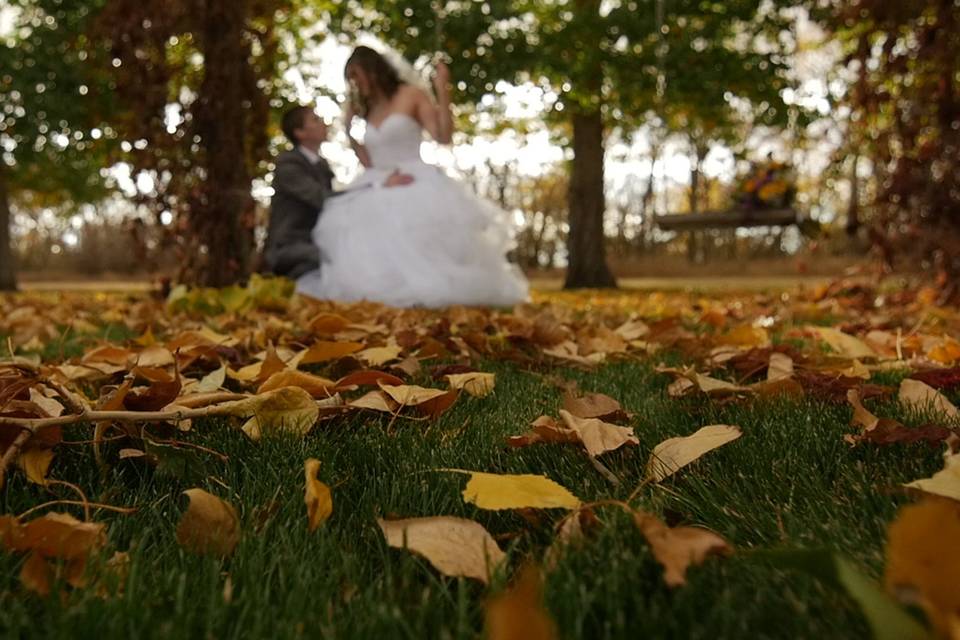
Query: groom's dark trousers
[[263, 149, 336, 279]]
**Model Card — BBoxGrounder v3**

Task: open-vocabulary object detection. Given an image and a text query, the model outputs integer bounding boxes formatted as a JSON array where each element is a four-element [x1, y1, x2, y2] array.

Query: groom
[[263, 105, 412, 279]]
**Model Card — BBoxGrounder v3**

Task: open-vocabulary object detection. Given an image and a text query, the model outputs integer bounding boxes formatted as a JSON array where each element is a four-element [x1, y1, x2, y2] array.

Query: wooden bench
[[654, 208, 801, 231]]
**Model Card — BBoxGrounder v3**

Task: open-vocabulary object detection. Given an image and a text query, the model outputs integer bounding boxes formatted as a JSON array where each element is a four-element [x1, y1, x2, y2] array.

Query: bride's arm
[[416, 62, 453, 145], [344, 102, 373, 168]]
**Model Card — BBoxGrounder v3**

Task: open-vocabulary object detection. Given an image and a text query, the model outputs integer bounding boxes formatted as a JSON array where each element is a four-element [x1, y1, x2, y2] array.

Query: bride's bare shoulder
[[398, 83, 430, 103]]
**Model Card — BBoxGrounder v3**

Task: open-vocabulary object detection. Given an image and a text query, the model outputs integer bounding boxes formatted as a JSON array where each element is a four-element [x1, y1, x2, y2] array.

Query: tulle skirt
[[295, 161, 529, 308]]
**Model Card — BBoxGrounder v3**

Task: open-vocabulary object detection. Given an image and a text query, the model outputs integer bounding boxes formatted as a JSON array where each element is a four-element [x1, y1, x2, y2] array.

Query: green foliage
[[0, 0, 117, 205]]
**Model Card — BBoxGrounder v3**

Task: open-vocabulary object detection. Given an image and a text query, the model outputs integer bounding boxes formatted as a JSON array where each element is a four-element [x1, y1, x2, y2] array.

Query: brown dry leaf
[[904, 438, 960, 502], [299, 340, 364, 365], [716, 325, 770, 348], [885, 498, 960, 637], [767, 352, 795, 381], [20, 551, 53, 596], [379, 383, 449, 407], [304, 458, 333, 532], [646, 425, 742, 482], [614, 318, 650, 341], [456, 470, 582, 510], [561, 392, 624, 420], [28, 387, 65, 417], [446, 372, 496, 398], [898, 379, 959, 420], [377, 516, 505, 584], [175, 489, 240, 557], [307, 312, 352, 335], [485, 564, 558, 640], [8, 513, 106, 560], [558, 410, 638, 458], [633, 511, 732, 587], [347, 390, 400, 413], [125, 366, 182, 412], [220, 386, 319, 440], [18, 448, 54, 486], [356, 343, 403, 367], [135, 346, 176, 368], [507, 416, 581, 449], [847, 389, 881, 432], [335, 369, 406, 391], [189, 364, 227, 394], [542, 341, 604, 366], [258, 370, 337, 398], [414, 389, 460, 419], [808, 326, 877, 360], [82, 345, 134, 366]]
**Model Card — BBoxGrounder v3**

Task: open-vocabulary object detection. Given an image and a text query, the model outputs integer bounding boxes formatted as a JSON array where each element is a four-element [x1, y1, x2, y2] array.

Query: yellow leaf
[[485, 564, 558, 640], [219, 387, 319, 441], [347, 390, 400, 413], [135, 346, 176, 368], [18, 449, 54, 486], [191, 364, 227, 394], [456, 470, 581, 511], [377, 516, 505, 584], [446, 372, 496, 398], [258, 370, 337, 398], [898, 379, 959, 420], [715, 325, 770, 348], [767, 352, 795, 381], [356, 344, 403, 367], [379, 383, 449, 407], [176, 489, 240, 557], [808, 327, 877, 360], [299, 341, 364, 365], [558, 410, 638, 458], [634, 511, 732, 587], [904, 439, 960, 503], [885, 498, 960, 637], [646, 425, 742, 483], [304, 458, 333, 532]]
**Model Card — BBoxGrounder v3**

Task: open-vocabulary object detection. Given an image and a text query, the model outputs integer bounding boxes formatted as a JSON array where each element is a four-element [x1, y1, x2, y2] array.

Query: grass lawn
[[0, 346, 945, 639]]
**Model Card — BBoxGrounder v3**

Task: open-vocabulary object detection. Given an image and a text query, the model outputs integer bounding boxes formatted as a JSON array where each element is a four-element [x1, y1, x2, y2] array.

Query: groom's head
[[282, 106, 328, 148]]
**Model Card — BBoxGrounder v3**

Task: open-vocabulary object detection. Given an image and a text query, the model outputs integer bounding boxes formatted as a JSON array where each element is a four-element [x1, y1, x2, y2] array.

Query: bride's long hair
[[346, 46, 405, 117]]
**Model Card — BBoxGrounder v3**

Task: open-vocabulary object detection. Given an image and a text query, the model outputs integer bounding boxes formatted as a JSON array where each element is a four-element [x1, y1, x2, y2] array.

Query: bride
[[295, 46, 529, 308]]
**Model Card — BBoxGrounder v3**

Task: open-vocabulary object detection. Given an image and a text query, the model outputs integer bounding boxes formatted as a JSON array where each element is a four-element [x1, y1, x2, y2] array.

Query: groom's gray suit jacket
[[263, 149, 336, 279]]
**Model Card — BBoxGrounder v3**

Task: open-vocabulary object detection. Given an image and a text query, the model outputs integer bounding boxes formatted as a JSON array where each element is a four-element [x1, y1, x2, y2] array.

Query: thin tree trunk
[[845, 153, 860, 235], [639, 146, 659, 250], [0, 166, 16, 291], [190, 0, 254, 287], [564, 110, 616, 289]]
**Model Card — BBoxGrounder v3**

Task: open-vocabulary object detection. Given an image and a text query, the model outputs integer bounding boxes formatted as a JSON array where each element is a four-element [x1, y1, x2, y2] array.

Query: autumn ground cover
[[1, 278, 958, 639]]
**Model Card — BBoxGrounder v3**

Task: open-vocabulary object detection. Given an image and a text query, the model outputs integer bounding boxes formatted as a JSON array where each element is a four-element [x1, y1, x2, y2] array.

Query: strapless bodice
[[364, 113, 423, 168]]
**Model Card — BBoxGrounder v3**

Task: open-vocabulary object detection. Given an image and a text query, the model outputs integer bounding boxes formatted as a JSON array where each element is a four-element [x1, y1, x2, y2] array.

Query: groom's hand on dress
[[383, 170, 414, 188]]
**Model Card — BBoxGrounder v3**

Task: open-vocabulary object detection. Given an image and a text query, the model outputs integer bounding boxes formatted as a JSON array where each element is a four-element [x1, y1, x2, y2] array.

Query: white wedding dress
[[295, 113, 529, 308]]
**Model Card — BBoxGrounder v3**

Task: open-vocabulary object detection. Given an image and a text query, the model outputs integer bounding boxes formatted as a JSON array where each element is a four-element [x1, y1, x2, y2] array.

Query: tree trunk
[[564, 110, 616, 289], [845, 153, 860, 235], [189, 0, 254, 287], [0, 166, 16, 291], [638, 146, 659, 250]]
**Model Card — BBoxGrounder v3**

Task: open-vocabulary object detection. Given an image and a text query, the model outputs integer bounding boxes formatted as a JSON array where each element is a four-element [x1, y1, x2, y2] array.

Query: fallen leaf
[[377, 516, 505, 584], [646, 425, 742, 482], [558, 410, 639, 458], [18, 448, 54, 486], [446, 372, 496, 398], [175, 489, 240, 557], [379, 383, 449, 407], [904, 438, 960, 502], [898, 379, 959, 420], [191, 364, 226, 394], [561, 392, 624, 420], [767, 352, 795, 381], [258, 370, 336, 398], [299, 341, 364, 365], [455, 470, 582, 511], [335, 369, 406, 391], [7, 512, 106, 560], [485, 564, 558, 640], [808, 326, 877, 360], [885, 498, 960, 637], [356, 343, 403, 367], [347, 390, 400, 413], [304, 458, 333, 531], [847, 389, 880, 432], [220, 386, 319, 440], [20, 551, 52, 596], [633, 511, 731, 587]]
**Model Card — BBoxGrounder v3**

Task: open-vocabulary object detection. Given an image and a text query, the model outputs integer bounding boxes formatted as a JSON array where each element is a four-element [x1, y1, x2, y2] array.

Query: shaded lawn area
[[0, 354, 944, 639]]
